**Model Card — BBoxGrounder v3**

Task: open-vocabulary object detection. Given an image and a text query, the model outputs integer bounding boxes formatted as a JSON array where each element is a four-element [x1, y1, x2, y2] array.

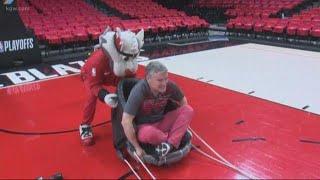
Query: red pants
[[82, 80, 97, 125], [137, 105, 194, 148]]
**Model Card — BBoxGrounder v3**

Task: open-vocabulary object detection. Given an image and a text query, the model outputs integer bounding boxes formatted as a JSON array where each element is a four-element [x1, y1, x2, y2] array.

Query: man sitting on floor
[[121, 61, 194, 159]]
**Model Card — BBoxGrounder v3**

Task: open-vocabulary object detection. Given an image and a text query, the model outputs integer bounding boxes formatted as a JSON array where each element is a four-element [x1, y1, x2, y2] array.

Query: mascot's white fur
[[97, 27, 144, 77]]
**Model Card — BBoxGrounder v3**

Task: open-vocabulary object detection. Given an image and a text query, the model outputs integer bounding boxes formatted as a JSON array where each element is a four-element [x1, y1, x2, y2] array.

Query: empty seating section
[[17, 0, 121, 46], [118, 16, 209, 35], [287, 7, 320, 38], [101, 0, 209, 35], [193, 0, 304, 18], [102, 0, 186, 19], [227, 7, 320, 39], [17, 0, 209, 46], [225, 0, 304, 18]]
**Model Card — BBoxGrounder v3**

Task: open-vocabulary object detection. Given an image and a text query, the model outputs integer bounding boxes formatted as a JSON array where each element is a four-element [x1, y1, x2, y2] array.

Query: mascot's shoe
[[79, 124, 95, 146], [155, 142, 173, 157]]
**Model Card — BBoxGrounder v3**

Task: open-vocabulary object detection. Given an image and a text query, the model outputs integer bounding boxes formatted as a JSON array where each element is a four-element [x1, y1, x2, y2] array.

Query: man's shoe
[[155, 142, 173, 157]]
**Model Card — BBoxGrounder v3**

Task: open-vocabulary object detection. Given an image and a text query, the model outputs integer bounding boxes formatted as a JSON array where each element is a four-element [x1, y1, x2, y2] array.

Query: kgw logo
[[3, 0, 15, 5]]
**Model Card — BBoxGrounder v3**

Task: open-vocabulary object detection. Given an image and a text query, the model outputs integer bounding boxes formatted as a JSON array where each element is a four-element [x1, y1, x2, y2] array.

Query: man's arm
[[121, 112, 145, 157], [178, 96, 188, 107], [169, 80, 187, 107]]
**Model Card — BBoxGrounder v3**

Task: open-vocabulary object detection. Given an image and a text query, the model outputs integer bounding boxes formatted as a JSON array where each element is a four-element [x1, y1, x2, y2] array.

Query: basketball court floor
[[1, 42, 319, 179]]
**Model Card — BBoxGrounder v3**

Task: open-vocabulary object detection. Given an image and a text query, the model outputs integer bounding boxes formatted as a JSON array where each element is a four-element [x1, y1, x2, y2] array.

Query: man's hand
[[104, 93, 118, 108], [122, 112, 145, 161], [134, 147, 146, 161]]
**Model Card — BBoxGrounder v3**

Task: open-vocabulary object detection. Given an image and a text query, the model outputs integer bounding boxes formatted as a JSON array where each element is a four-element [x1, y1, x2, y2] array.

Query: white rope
[[123, 159, 141, 180], [133, 152, 156, 180], [189, 127, 258, 179], [192, 145, 255, 179]]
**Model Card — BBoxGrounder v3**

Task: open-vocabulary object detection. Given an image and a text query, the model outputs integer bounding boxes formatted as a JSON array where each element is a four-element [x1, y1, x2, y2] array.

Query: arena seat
[[101, 0, 208, 35], [17, 0, 116, 45], [226, 6, 320, 41]]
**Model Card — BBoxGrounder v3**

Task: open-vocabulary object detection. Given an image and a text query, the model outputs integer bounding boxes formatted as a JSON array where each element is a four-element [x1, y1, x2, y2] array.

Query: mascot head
[[99, 27, 144, 77]]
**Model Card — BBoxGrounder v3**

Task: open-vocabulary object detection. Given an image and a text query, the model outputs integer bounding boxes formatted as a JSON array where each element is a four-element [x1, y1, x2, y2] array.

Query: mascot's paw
[[104, 93, 118, 108]]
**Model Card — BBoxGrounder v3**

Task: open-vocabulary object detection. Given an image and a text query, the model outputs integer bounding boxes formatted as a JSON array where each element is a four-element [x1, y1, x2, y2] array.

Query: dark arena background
[[1, 0, 320, 179]]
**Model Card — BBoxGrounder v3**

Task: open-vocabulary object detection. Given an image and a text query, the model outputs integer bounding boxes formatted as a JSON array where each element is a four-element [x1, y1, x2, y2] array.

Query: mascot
[[79, 27, 144, 146]]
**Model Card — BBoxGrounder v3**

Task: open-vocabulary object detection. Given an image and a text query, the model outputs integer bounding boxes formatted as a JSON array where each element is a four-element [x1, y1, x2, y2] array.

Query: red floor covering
[[1, 67, 319, 179]]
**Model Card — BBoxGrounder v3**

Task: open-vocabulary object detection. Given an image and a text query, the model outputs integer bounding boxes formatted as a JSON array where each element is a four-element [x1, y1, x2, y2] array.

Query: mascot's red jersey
[[81, 48, 120, 97]]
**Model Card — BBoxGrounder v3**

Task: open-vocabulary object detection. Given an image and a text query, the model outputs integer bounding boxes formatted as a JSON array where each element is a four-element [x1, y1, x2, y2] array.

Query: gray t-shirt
[[124, 79, 184, 125]]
